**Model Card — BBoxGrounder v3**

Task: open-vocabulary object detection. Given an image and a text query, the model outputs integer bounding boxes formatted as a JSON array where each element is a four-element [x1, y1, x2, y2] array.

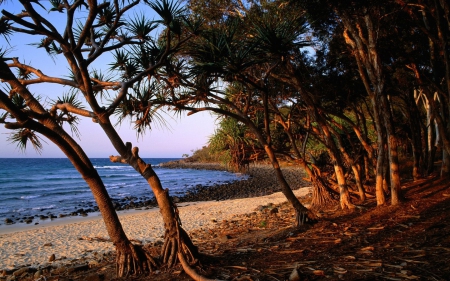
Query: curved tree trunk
[[263, 144, 313, 226], [0, 64, 155, 277], [99, 117, 199, 269], [277, 115, 337, 210]]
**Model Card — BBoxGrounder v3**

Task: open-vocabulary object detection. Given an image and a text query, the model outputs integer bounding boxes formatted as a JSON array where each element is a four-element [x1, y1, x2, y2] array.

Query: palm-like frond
[[11, 93, 27, 109], [110, 49, 139, 79], [126, 14, 157, 41], [130, 41, 162, 70], [109, 49, 130, 71], [144, 0, 185, 25], [251, 13, 310, 59], [97, 4, 117, 27], [52, 92, 84, 139], [0, 47, 11, 61], [8, 129, 44, 154], [74, 20, 102, 46], [90, 69, 112, 99], [49, 0, 64, 13], [0, 18, 13, 44], [113, 80, 170, 136]]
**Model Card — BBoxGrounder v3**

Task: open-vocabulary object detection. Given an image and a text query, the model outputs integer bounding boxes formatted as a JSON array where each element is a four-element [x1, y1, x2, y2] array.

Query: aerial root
[[116, 242, 158, 277], [161, 233, 179, 268], [295, 208, 318, 227]]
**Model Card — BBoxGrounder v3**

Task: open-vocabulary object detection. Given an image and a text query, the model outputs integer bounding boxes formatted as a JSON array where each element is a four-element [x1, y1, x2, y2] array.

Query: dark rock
[[67, 264, 89, 274], [49, 254, 56, 262], [4, 218, 13, 224]]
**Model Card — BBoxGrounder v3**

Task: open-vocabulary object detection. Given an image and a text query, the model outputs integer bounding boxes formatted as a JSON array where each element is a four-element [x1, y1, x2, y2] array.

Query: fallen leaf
[[367, 226, 384, 231], [333, 267, 347, 274], [313, 270, 325, 276]]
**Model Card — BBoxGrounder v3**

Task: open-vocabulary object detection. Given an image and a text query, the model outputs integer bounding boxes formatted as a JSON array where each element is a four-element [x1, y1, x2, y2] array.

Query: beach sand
[[0, 187, 310, 271]]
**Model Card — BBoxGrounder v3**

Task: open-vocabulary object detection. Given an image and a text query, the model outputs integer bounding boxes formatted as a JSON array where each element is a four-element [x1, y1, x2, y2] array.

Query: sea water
[[0, 158, 241, 225]]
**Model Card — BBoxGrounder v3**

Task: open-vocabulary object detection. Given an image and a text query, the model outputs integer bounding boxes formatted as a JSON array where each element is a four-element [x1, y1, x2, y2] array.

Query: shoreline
[[0, 187, 311, 271], [1, 163, 307, 228]]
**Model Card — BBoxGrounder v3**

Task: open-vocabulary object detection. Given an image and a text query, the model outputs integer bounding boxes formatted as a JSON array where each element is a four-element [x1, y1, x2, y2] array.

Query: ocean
[[0, 158, 242, 226]]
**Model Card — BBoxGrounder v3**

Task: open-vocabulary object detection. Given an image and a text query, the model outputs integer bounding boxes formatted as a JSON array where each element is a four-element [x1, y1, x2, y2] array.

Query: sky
[[0, 1, 218, 158]]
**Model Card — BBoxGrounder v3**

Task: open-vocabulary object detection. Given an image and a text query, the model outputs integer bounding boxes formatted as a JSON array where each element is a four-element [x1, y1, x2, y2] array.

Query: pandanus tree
[[150, 3, 317, 225], [0, 62, 158, 276], [0, 0, 205, 278]]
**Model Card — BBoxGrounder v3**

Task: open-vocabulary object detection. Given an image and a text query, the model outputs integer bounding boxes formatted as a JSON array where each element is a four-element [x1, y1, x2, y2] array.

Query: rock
[[43, 243, 52, 247], [4, 218, 13, 224], [34, 270, 42, 279], [67, 264, 89, 274], [270, 207, 279, 214], [49, 254, 56, 262], [255, 205, 265, 212], [12, 267, 28, 277]]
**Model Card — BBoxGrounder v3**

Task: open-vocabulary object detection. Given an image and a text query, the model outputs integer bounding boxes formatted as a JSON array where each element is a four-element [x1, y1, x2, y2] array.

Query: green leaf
[[126, 13, 157, 41], [8, 129, 44, 154], [144, 0, 185, 25]]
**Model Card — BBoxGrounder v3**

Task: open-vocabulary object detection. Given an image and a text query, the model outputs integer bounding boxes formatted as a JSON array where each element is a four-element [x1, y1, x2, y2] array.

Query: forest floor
[[18, 174, 450, 281]]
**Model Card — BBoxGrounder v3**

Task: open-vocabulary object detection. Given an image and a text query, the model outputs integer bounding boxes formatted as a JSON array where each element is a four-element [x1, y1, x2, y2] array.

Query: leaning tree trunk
[[264, 144, 313, 226], [0, 64, 156, 277], [277, 116, 337, 210], [97, 115, 199, 271], [247, 116, 313, 225], [121, 145, 198, 268], [84, 176, 158, 276]]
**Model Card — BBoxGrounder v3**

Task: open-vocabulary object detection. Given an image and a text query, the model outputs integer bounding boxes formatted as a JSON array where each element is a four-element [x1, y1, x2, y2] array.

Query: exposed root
[[295, 208, 317, 226], [161, 198, 199, 269], [178, 251, 223, 281], [116, 242, 158, 277], [310, 174, 338, 211]]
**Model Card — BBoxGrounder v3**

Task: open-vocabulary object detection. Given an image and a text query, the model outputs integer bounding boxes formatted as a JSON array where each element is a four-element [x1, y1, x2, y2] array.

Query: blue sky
[[0, 1, 217, 158]]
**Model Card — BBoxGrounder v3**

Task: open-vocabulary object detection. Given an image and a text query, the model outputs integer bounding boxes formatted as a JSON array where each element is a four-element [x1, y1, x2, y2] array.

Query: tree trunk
[[263, 144, 313, 225], [0, 63, 155, 277], [278, 116, 337, 210], [379, 94, 403, 205], [97, 117, 198, 269]]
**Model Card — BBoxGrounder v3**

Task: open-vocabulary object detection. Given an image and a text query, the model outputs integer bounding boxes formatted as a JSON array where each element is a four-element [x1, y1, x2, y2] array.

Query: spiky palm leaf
[[113, 80, 169, 136], [49, 0, 64, 13], [126, 14, 157, 41], [144, 0, 185, 25], [52, 92, 84, 139], [10, 93, 27, 109], [109, 49, 130, 71], [8, 128, 44, 154], [90, 69, 112, 99], [0, 18, 13, 44], [73, 20, 102, 46], [97, 4, 117, 27], [0, 47, 11, 62], [130, 41, 162, 70], [251, 13, 310, 59]]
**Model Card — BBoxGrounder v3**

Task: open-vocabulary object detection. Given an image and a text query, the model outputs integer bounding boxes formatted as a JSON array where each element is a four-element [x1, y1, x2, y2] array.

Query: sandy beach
[[0, 187, 311, 271]]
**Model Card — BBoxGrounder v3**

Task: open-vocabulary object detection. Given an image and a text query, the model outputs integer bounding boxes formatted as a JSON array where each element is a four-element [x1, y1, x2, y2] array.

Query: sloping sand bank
[[0, 188, 310, 271]]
